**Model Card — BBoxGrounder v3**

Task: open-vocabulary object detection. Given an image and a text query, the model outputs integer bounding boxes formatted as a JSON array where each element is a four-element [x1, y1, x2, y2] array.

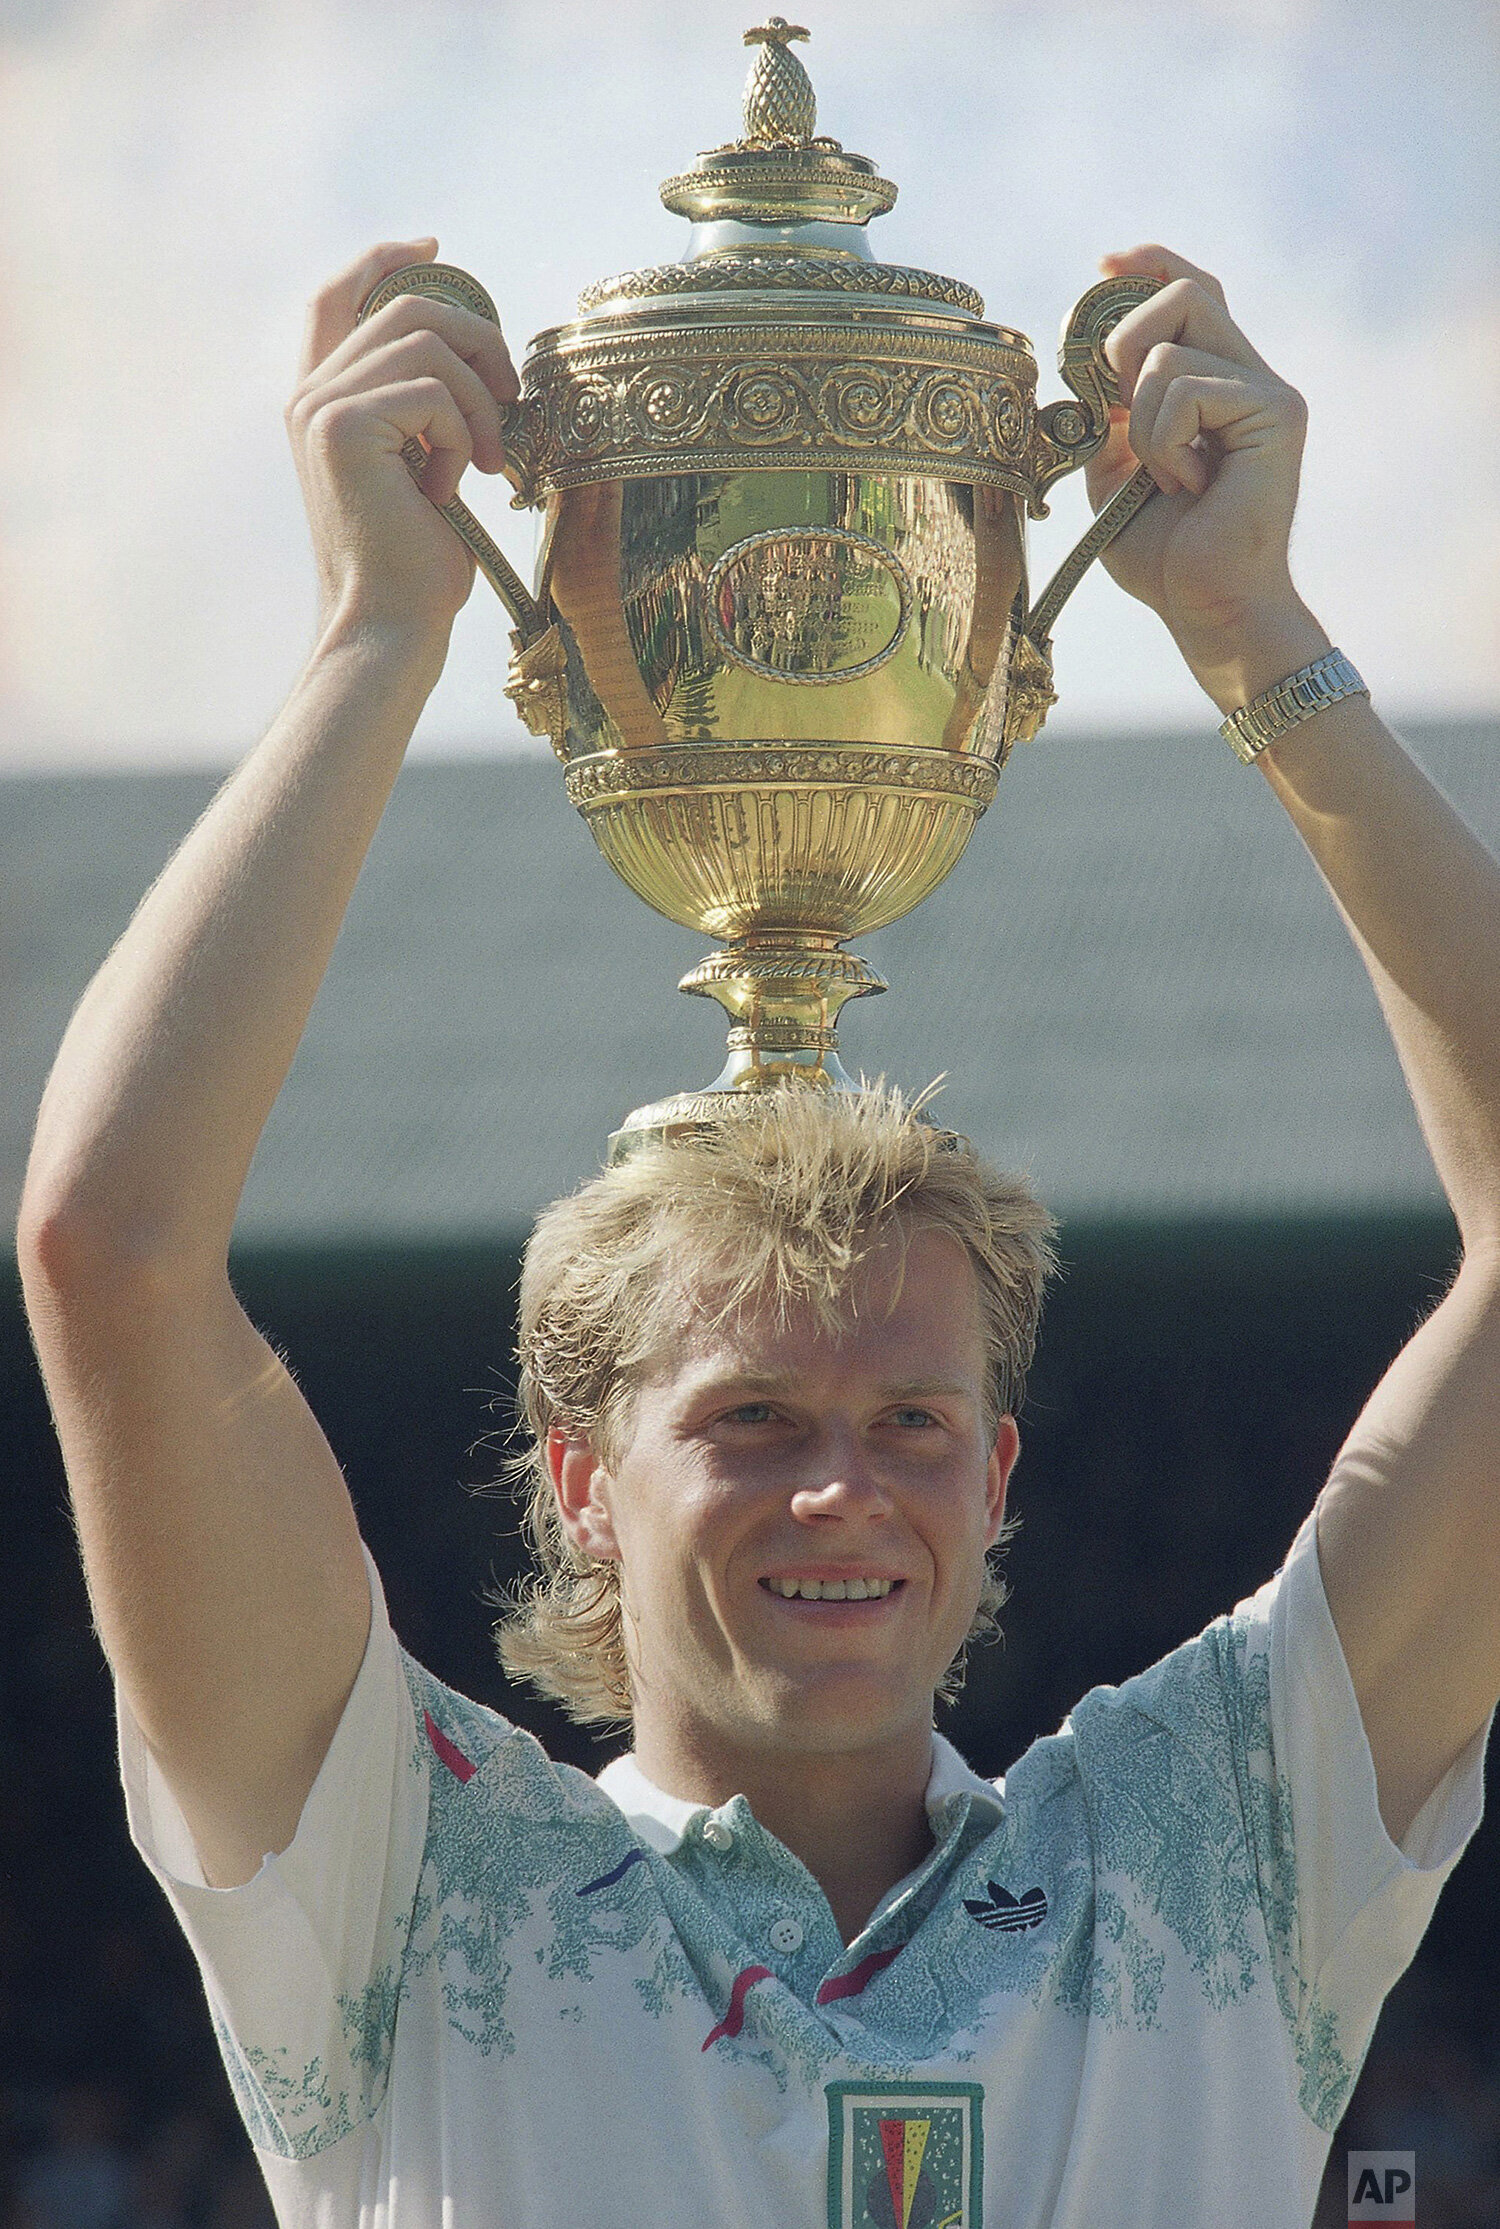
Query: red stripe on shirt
[[815, 1945, 901, 2004], [702, 1965, 773, 2050], [424, 1709, 477, 1783]]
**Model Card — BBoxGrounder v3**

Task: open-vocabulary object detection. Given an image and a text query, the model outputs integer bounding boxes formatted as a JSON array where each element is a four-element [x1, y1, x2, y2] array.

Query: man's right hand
[[286, 238, 520, 640]]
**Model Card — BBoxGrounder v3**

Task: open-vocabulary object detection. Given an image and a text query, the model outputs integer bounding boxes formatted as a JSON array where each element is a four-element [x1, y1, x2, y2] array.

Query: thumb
[[1084, 408, 1141, 513]]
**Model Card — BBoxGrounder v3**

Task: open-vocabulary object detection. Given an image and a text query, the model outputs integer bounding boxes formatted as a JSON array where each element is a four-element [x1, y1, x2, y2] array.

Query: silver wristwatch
[[1219, 649, 1369, 765]]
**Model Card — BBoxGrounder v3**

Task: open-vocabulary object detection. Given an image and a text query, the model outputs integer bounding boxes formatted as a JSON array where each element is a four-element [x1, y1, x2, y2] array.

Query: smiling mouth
[[759, 1577, 904, 1602]]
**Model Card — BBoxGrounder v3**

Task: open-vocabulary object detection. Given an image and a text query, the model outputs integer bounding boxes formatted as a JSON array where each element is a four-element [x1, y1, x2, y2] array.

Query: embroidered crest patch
[[825, 2080, 984, 2229]]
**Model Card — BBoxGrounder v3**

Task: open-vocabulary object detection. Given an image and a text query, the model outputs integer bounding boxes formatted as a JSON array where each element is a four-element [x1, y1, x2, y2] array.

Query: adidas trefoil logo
[[964, 1880, 1048, 1933]]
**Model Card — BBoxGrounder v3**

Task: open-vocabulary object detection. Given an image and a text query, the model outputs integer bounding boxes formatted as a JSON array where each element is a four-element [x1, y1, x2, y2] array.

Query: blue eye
[[894, 1407, 937, 1428]]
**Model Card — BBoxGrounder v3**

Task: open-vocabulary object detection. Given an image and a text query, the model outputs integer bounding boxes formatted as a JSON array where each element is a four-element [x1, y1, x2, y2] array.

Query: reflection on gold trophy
[[360, 17, 1160, 1148]]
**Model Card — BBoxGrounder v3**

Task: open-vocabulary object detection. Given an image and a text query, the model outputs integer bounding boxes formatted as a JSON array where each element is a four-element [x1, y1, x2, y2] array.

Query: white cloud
[[1, 0, 1495, 767]]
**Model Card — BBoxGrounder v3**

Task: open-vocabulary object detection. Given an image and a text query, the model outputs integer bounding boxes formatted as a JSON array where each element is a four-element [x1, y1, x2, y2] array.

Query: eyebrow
[[679, 1371, 795, 1401], [684, 1370, 978, 1402]]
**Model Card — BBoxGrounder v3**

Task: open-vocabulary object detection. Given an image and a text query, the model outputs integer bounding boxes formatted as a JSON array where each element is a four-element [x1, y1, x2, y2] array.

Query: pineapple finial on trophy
[[741, 18, 817, 147]]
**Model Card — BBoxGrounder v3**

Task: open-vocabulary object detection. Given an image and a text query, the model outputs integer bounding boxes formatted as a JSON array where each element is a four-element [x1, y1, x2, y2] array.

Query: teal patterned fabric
[[215, 2015, 358, 2163], [145, 1523, 1481, 2222], [211, 1591, 1351, 2166]]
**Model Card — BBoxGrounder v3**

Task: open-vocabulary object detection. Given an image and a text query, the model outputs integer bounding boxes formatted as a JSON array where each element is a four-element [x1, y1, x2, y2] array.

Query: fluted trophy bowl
[[360, 17, 1162, 1144], [553, 459, 1026, 1120]]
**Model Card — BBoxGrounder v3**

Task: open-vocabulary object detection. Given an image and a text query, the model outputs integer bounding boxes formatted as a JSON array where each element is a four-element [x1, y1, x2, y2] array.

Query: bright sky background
[[1, 0, 1495, 770]]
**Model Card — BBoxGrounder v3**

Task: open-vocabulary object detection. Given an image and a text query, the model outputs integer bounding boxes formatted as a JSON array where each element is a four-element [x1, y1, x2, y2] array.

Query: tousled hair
[[495, 1084, 1056, 1725]]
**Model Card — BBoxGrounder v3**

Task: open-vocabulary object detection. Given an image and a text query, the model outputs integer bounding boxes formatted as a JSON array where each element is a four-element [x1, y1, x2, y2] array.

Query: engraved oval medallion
[[704, 528, 912, 686]]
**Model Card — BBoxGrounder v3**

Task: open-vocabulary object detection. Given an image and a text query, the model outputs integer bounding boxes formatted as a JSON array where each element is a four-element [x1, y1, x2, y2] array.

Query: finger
[[304, 329, 510, 474], [1084, 405, 1144, 508], [299, 238, 438, 380], [1138, 372, 1303, 497], [315, 288, 520, 415], [1128, 343, 1285, 492], [309, 376, 476, 508], [1099, 243, 1228, 308], [1104, 275, 1271, 406]]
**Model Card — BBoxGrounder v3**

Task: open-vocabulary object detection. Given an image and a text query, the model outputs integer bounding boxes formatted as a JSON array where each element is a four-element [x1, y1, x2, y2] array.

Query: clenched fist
[[287, 239, 520, 641], [1087, 245, 1328, 712]]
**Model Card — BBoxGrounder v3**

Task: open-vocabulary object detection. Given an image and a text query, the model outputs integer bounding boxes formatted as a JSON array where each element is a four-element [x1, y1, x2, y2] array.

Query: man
[[17, 238, 1500, 2225]]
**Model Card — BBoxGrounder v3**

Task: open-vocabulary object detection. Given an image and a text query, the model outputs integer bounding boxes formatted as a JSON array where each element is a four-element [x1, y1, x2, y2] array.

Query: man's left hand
[[1087, 244, 1327, 712]]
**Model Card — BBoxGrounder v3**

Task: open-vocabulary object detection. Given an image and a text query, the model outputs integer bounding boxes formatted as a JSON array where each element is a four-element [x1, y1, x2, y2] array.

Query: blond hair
[[495, 1085, 1055, 1724]]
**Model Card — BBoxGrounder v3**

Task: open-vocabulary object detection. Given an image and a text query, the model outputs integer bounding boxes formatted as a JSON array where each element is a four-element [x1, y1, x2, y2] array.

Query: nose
[[788, 1426, 894, 1523]]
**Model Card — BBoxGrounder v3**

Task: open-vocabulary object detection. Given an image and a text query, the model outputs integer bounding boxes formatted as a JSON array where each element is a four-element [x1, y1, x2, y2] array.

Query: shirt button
[[702, 1818, 734, 1852], [769, 1917, 804, 1954]]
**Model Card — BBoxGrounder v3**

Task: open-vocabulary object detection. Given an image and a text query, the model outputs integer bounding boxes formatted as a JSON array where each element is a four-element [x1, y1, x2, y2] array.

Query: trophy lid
[[659, 17, 896, 231], [488, 16, 1114, 512], [578, 17, 987, 324]]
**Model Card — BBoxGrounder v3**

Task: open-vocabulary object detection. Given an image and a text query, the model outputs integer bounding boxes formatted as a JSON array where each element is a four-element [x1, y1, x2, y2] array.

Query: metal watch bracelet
[[1219, 650, 1369, 765]]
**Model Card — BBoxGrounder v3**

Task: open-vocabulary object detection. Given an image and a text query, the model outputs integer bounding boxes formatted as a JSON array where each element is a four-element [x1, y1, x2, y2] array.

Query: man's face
[[551, 1227, 1017, 1769]]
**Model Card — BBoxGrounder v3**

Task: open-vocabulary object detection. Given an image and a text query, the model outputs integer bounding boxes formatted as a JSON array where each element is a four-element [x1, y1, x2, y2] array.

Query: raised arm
[[18, 240, 517, 1887], [1093, 245, 1500, 1845]]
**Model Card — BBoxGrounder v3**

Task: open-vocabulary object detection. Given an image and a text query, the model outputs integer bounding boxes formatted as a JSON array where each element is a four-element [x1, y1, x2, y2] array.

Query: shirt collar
[[924, 1729, 1007, 1829], [596, 1731, 1003, 1856], [594, 1752, 709, 1854]]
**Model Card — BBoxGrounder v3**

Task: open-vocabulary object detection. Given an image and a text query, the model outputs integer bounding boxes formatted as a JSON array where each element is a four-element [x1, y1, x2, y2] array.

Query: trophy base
[[609, 1061, 858, 1161], [609, 934, 885, 1159]]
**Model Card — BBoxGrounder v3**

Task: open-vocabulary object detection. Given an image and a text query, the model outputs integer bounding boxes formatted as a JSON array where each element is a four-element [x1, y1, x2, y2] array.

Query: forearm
[[1194, 629, 1500, 1842], [22, 614, 447, 1278], [1194, 611, 1500, 1254], [1271, 708, 1500, 1252]]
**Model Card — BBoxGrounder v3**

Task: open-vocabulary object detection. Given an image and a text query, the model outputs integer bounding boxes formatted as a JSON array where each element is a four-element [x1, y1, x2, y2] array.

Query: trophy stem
[[681, 933, 886, 1093], [607, 934, 888, 1157]]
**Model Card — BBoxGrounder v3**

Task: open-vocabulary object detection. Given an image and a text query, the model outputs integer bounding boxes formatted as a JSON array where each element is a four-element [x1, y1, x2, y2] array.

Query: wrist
[[1173, 599, 1332, 719], [311, 602, 453, 702]]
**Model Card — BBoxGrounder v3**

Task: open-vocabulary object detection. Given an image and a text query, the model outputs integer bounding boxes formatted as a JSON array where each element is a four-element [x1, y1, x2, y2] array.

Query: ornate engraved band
[[516, 317, 1039, 497], [685, 946, 886, 992], [659, 148, 897, 228], [358, 261, 503, 330], [579, 254, 986, 319], [723, 1022, 839, 1052], [1219, 649, 1368, 764], [563, 741, 1001, 810]]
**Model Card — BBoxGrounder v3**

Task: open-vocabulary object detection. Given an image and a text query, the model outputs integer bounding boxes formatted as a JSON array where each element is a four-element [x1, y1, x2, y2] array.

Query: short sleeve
[[1247, 1508, 1490, 2099], [1066, 1509, 1490, 2132], [115, 1545, 431, 2162]]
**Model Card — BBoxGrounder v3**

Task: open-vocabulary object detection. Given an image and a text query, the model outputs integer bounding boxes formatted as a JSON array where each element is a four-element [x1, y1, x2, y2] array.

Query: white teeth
[[766, 1577, 895, 1600]]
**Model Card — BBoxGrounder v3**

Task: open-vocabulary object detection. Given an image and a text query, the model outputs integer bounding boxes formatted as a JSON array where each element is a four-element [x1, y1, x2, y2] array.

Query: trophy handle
[[354, 262, 549, 644], [1030, 273, 1161, 509], [1003, 275, 1164, 748]]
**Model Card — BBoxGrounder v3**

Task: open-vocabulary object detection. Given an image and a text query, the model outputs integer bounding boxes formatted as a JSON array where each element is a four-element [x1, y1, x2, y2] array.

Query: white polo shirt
[[117, 1511, 1488, 2228]]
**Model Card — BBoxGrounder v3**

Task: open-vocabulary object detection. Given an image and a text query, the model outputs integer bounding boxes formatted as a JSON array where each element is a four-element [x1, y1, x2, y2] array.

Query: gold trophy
[[360, 17, 1159, 1147]]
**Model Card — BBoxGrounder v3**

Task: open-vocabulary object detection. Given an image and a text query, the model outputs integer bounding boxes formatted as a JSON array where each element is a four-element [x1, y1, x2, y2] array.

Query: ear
[[547, 1426, 622, 1563], [984, 1416, 1021, 1548]]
